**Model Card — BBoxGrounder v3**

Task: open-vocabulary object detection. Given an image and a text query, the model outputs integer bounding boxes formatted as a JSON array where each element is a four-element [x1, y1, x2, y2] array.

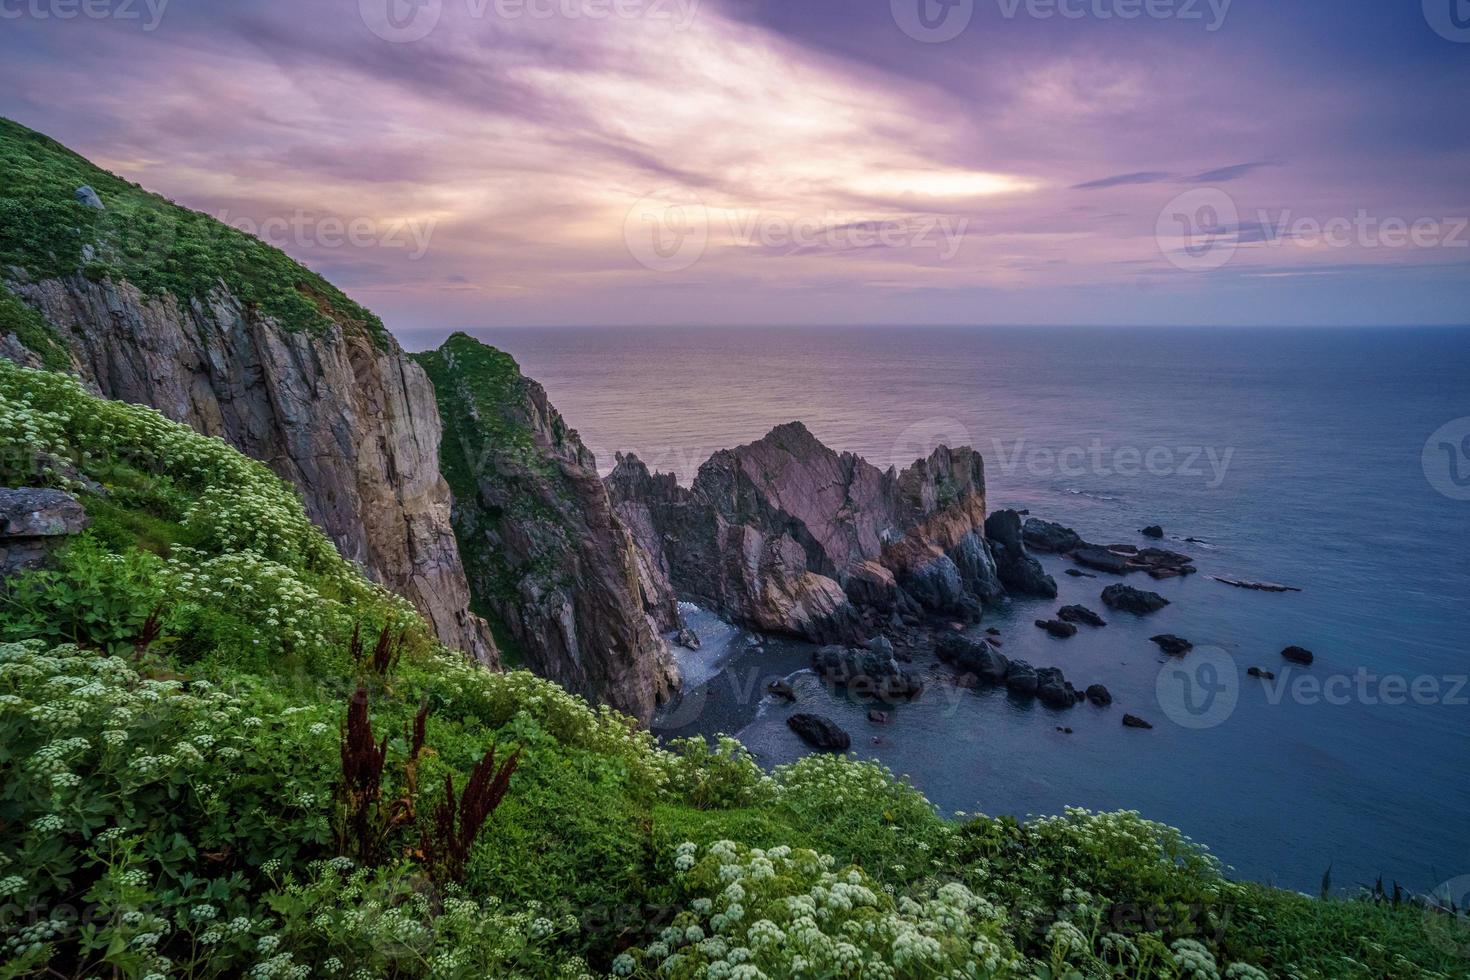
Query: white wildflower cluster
[[621, 841, 1021, 979], [161, 549, 349, 657], [0, 641, 256, 805]]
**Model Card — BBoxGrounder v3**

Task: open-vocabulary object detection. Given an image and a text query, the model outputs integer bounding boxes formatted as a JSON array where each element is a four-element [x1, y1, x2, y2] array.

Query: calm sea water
[[403, 325, 1470, 894]]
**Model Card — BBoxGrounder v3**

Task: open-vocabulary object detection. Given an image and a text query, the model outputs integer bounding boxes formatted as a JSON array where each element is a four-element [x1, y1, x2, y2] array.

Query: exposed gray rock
[[74, 185, 104, 210], [0, 487, 88, 575], [675, 627, 701, 650]]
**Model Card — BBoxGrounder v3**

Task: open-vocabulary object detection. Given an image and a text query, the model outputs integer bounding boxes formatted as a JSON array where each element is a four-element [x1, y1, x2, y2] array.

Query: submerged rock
[[1212, 576, 1302, 593], [787, 713, 851, 751], [1101, 584, 1170, 615], [1064, 568, 1096, 578], [768, 679, 797, 701], [1085, 683, 1113, 706], [1122, 713, 1154, 729], [1247, 667, 1276, 680], [1141, 525, 1164, 539]]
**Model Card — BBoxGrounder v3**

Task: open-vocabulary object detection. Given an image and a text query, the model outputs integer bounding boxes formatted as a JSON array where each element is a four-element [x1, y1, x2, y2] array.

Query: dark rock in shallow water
[[1056, 726, 1074, 734], [787, 714, 851, 751], [1036, 667, 1078, 708], [1004, 659, 1039, 696], [676, 627, 701, 650], [868, 709, 888, 724], [1022, 518, 1084, 554], [812, 645, 923, 700], [1150, 634, 1193, 656], [1212, 576, 1302, 593], [984, 510, 1058, 598], [1035, 618, 1078, 639], [1141, 525, 1164, 539], [1073, 546, 1130, 575], [1064, 568, 1096, 578], [1085, 683, 1113, 706], [1122, 713, 1153, 729], [1108, 544, 1139, 555], [1247, 667, 1276, 680], [986, 627, 1001, 636], [767, 679, 796, 701], [1132, 547, 1194, 571], [936, 634, 1009, 684], [1147, 566, 1195, 580], [1101, 584, 1170, 615], [1058, 604, 1106, 627], [1281, 645, 1315, 665]]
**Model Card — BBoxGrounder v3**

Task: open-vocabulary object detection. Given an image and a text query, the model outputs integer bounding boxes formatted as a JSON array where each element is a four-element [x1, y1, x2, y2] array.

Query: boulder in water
[[1058, 604, 1106, 627], [1102, 584, 1170, 615], [787, 713, 851, 751]]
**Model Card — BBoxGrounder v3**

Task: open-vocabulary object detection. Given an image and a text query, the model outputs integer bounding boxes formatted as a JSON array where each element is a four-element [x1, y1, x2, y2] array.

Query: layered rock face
[[605, 422, 1011, 642], [1, 273, 495, 664], [415, 334, 678, 723]]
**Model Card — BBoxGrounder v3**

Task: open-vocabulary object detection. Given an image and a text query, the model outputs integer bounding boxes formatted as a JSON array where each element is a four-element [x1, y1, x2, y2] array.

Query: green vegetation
[[0, 290, 70, 372], [1, 358, 1464, 978], [0, 118, 388, 346]]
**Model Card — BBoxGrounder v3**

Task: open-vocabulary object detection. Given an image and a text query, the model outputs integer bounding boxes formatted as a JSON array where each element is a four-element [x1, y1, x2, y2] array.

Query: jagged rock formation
[[605, 422, 1007, 642], [1, 272, 495, 664], [415, 333, 678, 723]]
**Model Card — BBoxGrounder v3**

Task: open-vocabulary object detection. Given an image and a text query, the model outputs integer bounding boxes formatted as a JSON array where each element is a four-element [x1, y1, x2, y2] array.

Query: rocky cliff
[[415, 333, 678, 723], [605, 422, 1023, 642], [0, 118, 493, 662]]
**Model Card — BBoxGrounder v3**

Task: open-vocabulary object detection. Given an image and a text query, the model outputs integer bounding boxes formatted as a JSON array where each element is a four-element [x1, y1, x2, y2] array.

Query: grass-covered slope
[[0, 117, 387, 345], [0, 359, 1462, 978]]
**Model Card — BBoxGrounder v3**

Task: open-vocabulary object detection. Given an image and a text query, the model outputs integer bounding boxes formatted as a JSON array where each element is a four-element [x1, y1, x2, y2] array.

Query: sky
[[1, 0, 1467, 331]]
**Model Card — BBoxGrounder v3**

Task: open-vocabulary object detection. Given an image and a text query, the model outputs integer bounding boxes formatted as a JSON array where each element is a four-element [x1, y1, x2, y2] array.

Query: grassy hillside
[[0, 356, 1459, 978], [0, 117, 387, 346]]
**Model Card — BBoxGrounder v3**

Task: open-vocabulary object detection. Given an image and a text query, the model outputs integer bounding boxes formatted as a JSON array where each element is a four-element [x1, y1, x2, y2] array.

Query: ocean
[[403, 324, 1470, 895]]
